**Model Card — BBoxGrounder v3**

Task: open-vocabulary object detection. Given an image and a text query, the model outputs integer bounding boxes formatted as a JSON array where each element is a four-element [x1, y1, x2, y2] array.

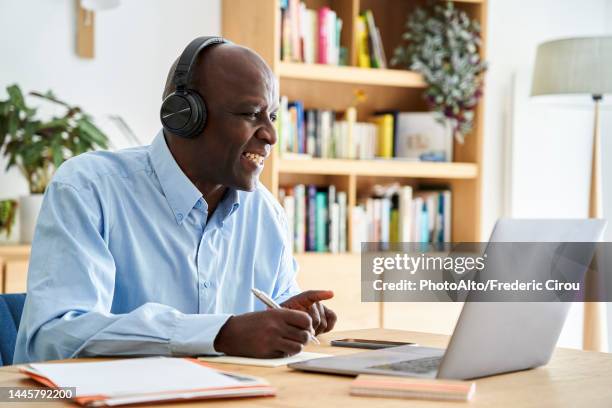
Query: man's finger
[[323, 305, 337, 332], [276, 338, 303, 357], [279, 309, 312, 330], [284, 290, 334, 309], [316, 302, 327, 335], [282, 325, 311, 344], [309, 303, 321, 333]]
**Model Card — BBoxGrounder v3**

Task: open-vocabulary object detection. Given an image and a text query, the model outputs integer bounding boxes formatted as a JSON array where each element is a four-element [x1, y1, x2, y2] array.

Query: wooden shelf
[[278, 62, 426, 88], [278, 158, 478, 179]]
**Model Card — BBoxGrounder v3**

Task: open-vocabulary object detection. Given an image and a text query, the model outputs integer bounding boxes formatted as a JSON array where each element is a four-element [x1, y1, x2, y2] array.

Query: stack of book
[[356, 10, 387, 68], [279, 185, 348, 253], [276, 102, 380, 159], [276, 102, 453, 162], [351, 185, 451, 251], [280, 0, 344, 65]]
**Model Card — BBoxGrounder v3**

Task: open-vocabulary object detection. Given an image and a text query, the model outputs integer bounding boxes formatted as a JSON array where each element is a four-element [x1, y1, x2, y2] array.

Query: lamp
[[531, 36, 612, 352]]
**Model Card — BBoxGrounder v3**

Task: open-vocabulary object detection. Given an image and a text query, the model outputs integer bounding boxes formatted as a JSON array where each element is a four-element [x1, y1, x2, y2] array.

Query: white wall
[[483, 0, 612, 350], [0, 0, 221, 199]]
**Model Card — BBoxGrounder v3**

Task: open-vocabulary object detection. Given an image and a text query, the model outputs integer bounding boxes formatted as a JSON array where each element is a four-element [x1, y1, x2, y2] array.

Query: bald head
[[160, 41, 279, 195], [162, 43, 275, 101]]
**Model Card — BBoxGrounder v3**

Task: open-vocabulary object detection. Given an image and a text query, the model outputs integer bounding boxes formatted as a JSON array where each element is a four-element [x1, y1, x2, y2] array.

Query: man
[[14, 39, 336, 363]]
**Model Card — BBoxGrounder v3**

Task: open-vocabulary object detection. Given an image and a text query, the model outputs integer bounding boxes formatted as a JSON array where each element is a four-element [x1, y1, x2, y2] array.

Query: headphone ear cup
[[160, 91, 207, 139]]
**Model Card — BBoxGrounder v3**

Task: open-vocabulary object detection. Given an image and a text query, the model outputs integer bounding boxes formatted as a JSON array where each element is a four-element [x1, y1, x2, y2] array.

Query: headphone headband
[[173, 36, 228, 90]]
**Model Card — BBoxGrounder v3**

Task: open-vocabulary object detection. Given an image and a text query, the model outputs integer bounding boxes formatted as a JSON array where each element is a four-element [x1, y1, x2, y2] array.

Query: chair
[[0, 293, 26, 366]]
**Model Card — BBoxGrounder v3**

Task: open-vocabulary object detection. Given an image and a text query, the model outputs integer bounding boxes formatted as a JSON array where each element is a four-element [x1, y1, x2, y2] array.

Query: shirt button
[[203, 281, 210, 288], [177, 213, 183, 221]]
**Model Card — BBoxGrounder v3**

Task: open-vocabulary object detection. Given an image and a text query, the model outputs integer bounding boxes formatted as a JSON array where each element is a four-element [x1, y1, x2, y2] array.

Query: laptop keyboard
[[369, 356, 442, 374]]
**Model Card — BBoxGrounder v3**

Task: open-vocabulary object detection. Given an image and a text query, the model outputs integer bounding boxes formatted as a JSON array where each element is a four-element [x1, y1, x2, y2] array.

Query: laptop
[[289, 219, 607, 380]]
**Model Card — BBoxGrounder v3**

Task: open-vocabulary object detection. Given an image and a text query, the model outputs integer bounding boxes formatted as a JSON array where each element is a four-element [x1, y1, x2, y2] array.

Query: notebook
[[20, 357, 275, 406], [199, 351, 330, 367], [350, 374, 476, 402]]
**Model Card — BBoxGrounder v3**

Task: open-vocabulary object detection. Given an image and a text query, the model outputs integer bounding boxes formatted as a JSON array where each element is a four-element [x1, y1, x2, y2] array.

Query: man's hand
[[214, 308, 313, 358], [281, 290, 337, 335]]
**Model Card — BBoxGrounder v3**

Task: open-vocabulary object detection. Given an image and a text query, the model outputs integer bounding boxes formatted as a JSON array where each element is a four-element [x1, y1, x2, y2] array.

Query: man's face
[[191, 54, 279, 192]]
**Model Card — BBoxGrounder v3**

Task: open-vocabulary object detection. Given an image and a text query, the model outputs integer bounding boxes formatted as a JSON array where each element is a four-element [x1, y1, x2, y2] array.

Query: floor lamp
[[531, 36, 612, 352]]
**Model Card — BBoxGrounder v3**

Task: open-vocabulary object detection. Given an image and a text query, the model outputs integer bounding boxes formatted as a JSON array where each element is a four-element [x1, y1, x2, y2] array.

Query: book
[[363, 10, 385, 68], [307, 185, 317, 251], [337, 191, 347, 252], [350, 374, 476, 402], [294, 184, 306, 252], [21, 357, 275, 406], [372, 113, 394, 158], [356, 14, 371, 68], [199, 351, 330, 368], [315, 191, 328, 251], [398, 185, 413, 242], [317, 7, 330, 64]]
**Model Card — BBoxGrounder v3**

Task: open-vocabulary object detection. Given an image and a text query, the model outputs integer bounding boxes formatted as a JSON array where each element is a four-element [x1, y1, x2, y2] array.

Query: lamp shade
[[531, 36, 612, 97]]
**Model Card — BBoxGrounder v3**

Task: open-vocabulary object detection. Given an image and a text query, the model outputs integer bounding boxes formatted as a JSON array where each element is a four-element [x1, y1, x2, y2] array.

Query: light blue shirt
[[14, 131, 300, 363]]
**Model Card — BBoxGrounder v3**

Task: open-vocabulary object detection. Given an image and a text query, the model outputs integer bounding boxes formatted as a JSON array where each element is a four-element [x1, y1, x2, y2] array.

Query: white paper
[[199, 351, 330, 367], [27, 357, 244, 397]]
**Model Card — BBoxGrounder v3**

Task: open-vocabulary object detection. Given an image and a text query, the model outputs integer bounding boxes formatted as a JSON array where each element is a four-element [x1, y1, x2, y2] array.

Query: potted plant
[[0, 199, 18, 242], [0, 84, 108, 242], [392, 1, 487, 143]]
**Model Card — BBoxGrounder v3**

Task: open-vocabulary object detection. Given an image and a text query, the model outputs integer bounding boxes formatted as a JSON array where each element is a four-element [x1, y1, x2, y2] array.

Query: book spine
[[399, 185, 413, 242], [294, 184, 306, 252], [356, 14, 371, 68], [380, 197, 390, 250], [315, 191, 328, 251], [318, 7, 329, 64], [330, 203, 340, 253], [327, 185, 336, 250], [351, 205, 365, 253], [338, 191, 347, 252], [443, 190, 452, 242], [307, 185, 317, 251], [335, 17, 342, 65], [283, 195, 295, 251]]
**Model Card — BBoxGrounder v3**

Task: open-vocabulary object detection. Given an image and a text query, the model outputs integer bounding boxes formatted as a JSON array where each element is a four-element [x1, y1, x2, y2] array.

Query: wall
[[483, 0, 612, 349], [0, 0, 221, 200]]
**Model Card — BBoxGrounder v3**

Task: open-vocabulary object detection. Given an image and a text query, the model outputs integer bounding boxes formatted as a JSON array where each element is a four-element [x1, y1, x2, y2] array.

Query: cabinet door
[[4, 260, 28, 294]]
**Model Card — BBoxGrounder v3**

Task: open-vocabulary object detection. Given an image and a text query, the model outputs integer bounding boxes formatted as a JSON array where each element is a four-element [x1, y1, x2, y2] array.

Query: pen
[[251, 287, 320, 345]]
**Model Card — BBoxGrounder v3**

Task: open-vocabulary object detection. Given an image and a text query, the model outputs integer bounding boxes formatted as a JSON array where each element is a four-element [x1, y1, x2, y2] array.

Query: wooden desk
[[1, 328, 611, 407]]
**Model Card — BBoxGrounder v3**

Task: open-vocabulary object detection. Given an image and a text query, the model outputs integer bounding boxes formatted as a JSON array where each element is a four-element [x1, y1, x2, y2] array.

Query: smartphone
[[330, 338, 417, 350]]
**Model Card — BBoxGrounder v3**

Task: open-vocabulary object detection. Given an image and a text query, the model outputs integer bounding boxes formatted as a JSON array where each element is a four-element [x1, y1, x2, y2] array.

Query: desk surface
[[1, 328, 611, 407]]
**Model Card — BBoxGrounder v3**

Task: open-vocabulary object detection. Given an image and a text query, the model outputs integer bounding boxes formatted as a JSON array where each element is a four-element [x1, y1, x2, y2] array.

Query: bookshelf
[[223, 0, 486, 333]]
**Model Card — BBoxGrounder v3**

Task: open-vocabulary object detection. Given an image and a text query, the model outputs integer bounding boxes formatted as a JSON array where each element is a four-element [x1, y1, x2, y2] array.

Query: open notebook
[[199, 351, 330, 367], [21, 357, 275, 406]]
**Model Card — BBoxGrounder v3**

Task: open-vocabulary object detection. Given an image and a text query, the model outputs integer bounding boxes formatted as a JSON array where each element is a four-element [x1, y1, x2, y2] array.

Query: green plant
[[0, 199, 18, 238], [392, 1, 487, 142], [0, 84, 108, 193]]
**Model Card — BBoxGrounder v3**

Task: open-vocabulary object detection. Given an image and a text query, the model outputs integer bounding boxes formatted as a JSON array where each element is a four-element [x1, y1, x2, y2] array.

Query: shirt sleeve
[[14, 181, 230, 363]]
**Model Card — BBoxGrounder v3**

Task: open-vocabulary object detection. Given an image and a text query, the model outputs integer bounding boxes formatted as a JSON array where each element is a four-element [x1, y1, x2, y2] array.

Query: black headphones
[[160, 36, 229, 139]]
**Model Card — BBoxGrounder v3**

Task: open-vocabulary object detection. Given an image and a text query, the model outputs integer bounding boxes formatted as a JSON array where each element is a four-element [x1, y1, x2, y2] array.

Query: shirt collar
[[149, 130, 202, 224], [149, 130, 241, 225]]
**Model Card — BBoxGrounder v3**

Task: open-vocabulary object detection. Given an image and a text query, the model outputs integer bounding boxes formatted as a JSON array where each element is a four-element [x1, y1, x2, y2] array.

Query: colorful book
[[373, 114, 394, 158], [356, 14, 371, 68], [317, 7, 330, 64]]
